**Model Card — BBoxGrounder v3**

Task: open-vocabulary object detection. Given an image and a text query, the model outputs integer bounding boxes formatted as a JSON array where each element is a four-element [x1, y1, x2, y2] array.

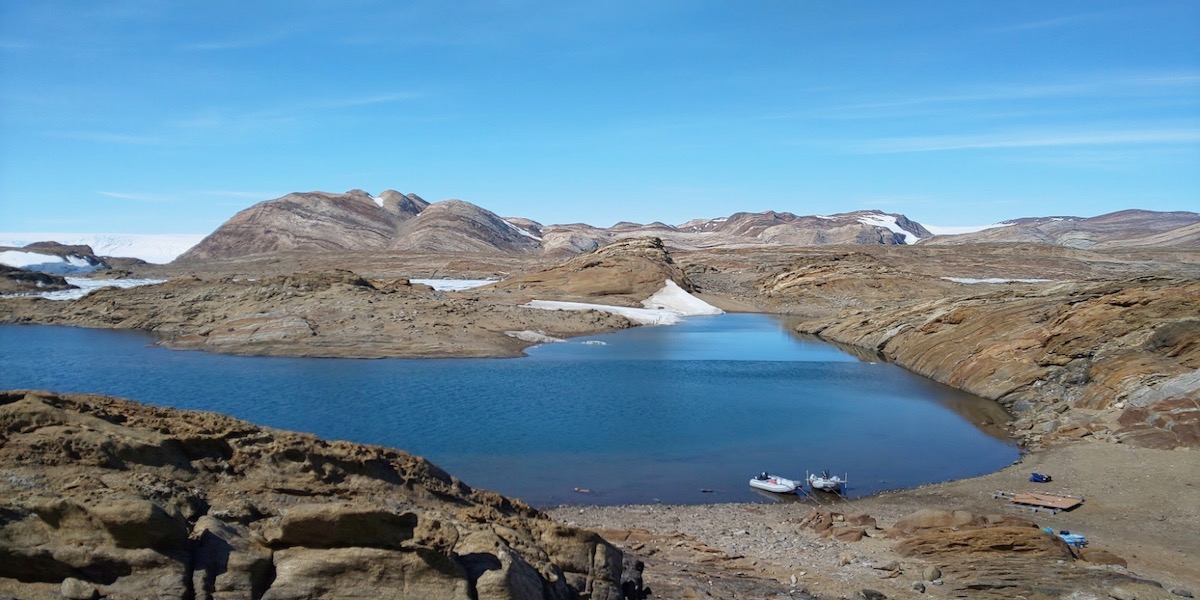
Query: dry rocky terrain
[[0, 390, 637, 599], [2, 218, 1199, 598]]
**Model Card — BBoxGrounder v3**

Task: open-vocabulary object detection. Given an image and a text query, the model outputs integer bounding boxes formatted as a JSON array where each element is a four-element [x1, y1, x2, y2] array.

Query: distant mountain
[[540, 209, 930, 256], [922, 209, 1200, 249], [176, 190, 547, 262], [168, 188, 1195, 263]]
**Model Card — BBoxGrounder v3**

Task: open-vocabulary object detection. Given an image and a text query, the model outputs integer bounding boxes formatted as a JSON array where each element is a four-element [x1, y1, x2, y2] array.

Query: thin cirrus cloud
[[98, 190, 278, 204], [97, 191, 172, 203], [985, 11, 1111, 34], [46, 131, 166, 146], [815, 72, 1200, 120], [854, 127, 1200, 154]]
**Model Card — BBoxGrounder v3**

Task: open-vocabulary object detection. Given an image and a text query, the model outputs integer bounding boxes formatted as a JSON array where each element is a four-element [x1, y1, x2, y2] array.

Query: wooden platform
[[991, 490, 1084, 514]]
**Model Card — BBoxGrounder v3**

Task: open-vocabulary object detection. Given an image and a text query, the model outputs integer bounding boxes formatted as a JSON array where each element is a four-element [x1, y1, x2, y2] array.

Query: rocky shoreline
[[2, 240, 1198, 598]]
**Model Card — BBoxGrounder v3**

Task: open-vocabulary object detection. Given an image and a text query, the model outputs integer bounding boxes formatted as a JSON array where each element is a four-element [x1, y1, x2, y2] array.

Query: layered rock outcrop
[[491, 237, 697, 305], [0, 269, 633, 358], [761, 252, 1200, 449], [0, 390, 636, 599]]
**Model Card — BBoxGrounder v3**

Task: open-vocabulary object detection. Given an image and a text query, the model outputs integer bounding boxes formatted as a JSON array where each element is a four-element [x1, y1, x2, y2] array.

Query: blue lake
[[0, 315, 1017, 506]]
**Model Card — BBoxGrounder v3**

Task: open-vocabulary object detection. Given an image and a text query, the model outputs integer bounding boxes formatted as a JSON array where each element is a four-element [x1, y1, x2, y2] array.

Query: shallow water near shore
[[0, 315, 1017, 506]]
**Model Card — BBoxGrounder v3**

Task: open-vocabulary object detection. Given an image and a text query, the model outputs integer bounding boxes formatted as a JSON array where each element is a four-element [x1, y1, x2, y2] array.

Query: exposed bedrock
[[761, 254, 1200, 449], [0, 269, 634, 358], [0, 390, 635, 599]]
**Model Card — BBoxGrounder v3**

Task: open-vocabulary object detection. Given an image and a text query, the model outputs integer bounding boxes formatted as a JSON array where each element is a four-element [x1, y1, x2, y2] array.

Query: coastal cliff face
[[756, 255, 1200, 450], [0, 390, 637, 600]]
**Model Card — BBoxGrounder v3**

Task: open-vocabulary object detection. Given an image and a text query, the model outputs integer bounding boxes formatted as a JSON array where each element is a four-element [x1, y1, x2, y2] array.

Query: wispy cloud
[[813, 72, 1200, 120], [47, 131, 166, 145], [315, 92, 424, 108], [856, 127, 1200, 154], [180, 26, 305, 52], [987, 11, 1110, 34], [193, 190, 276, 200], [97, 191, 172, 203]]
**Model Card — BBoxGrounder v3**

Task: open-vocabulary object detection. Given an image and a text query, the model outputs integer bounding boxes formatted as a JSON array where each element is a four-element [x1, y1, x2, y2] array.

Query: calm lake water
[[0, 315, 1017, 506]]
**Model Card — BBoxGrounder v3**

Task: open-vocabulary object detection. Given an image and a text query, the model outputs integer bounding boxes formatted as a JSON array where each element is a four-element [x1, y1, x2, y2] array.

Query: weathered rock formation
[[0, 265, 77, 295], [491, 237, 696, 305], [759, 251, 1200, 449], [0, 390, 637, 600], [0, 241, 110, 275], [887, 509, 1166, 599], [0, 269, 633, 358]]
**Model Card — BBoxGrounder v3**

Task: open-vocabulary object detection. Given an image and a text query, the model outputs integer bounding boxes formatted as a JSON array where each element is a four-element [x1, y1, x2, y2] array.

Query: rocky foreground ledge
[[0, 390, 638, 599]]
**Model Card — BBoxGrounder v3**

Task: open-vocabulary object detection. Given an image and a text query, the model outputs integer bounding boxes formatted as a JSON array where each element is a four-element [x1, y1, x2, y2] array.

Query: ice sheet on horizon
[[0, 232, 205, 264]]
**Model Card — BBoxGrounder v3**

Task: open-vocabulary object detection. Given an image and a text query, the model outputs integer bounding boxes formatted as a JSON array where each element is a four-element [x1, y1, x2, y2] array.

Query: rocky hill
[[490, 237, 697, 305], [923, 209, 1200, 249], [175, 190, 425, 261], [391, 199, 542, 254], [175, 190, 543, 262], [174, 188, 939, 263], [0, 390, 637, 599]]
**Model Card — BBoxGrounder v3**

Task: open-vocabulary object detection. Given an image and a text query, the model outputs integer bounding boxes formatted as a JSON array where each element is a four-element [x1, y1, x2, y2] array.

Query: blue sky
[[1, 1, 1197, 234]]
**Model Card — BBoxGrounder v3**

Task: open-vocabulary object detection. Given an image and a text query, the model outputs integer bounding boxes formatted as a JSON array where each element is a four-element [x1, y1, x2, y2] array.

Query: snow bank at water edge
[[0, 251, 99, 274], [523, 300, 685, 325], [523, 280, 724, 326], [1, 277, 168, 300], [505, 330, 565, 344], [641, 280, 724, 315], [411, 279, 497, 291]]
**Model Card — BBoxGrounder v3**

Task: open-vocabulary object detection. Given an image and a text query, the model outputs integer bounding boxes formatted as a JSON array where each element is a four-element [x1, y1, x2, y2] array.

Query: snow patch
[[502, 219, 542, 241], [505, 330, 565, 344], [2, 277, 167, 300], [411, 278, 497, 291], [523, 280, 723, 326], [523, 300, 685, 325], [641, 280, 724, 315], [0, 251, 98, 274], [370, 194, 384, 208], [0, 233, 205, 264], [942, 277, 1054, 284], [857, 214, 917, 244]]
